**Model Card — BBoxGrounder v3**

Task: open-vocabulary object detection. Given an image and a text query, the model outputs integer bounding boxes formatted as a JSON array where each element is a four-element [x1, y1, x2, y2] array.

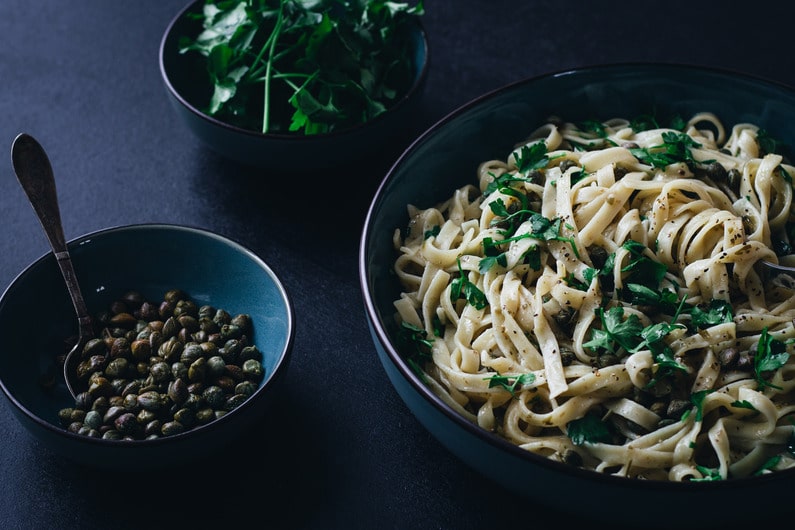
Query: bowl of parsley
[[159, 0, 428, 170]]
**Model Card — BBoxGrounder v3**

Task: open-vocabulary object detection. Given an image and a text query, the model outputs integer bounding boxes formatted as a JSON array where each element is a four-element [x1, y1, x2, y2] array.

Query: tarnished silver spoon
[[11, 133, 92, 399]]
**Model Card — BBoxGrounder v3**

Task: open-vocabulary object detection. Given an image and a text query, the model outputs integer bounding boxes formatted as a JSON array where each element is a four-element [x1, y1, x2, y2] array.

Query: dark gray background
[[1, 2, 794, 529]]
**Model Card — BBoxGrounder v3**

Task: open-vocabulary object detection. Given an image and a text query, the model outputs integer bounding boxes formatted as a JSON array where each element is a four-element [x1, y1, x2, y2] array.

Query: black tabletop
[[2, 2, 795, 529]]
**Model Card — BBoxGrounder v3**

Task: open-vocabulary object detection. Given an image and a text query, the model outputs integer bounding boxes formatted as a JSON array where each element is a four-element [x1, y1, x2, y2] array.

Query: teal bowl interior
[[158, 0, 429, 170], [0, 223, 294, 470], [360, 63, 795, 527]]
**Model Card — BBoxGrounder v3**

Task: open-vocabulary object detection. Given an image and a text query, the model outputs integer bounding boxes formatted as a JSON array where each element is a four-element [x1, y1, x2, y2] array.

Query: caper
[[177, 314, 199, 332], [144, 419, 162, 437], [242, 359, 265, 382], [130, 339, 151, 361], [114, 412, 138, 434], [137, 390, 164, 411], [81, 338, 107, 358], [188, 357, 207, 383], [180, 343, 203, 365], [221, 339, 242, 363], [216, 376, 236, 392], [199, 317, 219, 334], [213, 309, 231, 326], [203, 385, 225, 409], [164, 289, 187, 304], [161, 421, 186, 436], [239, 345, 262, 363], [174, 299, 197, 318], [150, 361, 171, 384], [167, 378, 188, 405], [84, 410, 103, 430], [109, 337, 131, 359], [88, 376, 115, 398], [198, 305, 215, 320], [235, 381, 257, 397], [173, 407, 195, 428], [159, 337, 183, 363], [137, 409, 157, 425], [225, 393, 247, 410], [103, 405, 126, 424], [195, 408, 215, 424], [109, 312, 137, 329], [122, 393, 139, 412], [220, 323, 242, 340], [206, 356, 226, 378], [171, 361, 188, 380], [105, 357, 129, 378]]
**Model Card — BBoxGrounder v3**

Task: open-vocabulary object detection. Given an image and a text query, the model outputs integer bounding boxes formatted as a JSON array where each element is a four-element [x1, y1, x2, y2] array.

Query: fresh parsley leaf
[[692, 465, 722, 482], [689, 299, 733, 329], [754, 328, 790, 390], [450, 259, 487, 310], [567, 412, 612, 445], [395, 320, 433, 379], [583, 306, 643, 355], [484, 372, 535, 396], [629, 131, 706, 169], [423, 225, 440, 240], [515, 142, 550, 173]]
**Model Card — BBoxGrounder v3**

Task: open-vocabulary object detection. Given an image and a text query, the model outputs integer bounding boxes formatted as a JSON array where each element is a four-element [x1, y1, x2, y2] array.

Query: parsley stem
[[261, 1, 286, 134]]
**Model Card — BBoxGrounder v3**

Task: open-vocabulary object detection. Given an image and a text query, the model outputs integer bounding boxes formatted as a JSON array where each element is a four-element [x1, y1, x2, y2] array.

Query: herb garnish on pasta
[[392, 112, 795, 481]]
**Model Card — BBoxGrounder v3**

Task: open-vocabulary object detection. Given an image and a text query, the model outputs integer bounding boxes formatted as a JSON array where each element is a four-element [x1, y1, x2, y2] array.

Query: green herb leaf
[[450, 259, 487, 310], [754, 328, 790, 390], [484, 372, 535, 396], [567, 412, 612, 445]]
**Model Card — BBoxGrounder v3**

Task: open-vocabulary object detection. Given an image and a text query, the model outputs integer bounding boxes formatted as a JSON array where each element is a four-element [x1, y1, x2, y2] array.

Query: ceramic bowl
[[159, 0, 429, 170], [0, 223, 294, 471], [359, 63, 795, 527]]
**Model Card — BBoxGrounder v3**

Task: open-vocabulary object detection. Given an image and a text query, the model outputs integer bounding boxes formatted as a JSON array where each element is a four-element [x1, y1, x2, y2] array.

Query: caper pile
[[57, 289, 265, 440]]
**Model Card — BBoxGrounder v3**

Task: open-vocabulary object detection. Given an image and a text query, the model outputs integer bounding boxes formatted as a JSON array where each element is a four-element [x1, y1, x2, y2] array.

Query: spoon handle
[[11, 133, 93, 335]]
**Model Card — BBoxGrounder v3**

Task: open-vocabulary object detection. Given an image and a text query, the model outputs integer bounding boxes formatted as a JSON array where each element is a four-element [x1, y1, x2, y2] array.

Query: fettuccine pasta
[[392, 112, 795, 481]]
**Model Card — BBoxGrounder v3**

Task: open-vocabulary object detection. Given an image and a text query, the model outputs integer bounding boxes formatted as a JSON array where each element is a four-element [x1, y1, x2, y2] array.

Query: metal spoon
[[11, 133, 92, 399], [761, 259, 795, 277]]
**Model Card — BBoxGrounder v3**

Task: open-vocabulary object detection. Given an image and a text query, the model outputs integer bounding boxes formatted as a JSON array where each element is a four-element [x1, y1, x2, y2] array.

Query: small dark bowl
[[0, 223, 294, 471], [360, 63, 795, 527], [159, 0, 429, 170]]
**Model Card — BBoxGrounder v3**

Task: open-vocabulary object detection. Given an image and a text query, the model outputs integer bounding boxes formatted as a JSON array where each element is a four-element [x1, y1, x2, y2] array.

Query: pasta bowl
[[0, 223, 294, 472], [359, 63, 795, 527], [159, 0, 429, 170]]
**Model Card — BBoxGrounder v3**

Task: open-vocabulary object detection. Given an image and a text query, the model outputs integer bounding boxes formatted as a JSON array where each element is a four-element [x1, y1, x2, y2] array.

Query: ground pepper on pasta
[[392, 112, 795, 481]]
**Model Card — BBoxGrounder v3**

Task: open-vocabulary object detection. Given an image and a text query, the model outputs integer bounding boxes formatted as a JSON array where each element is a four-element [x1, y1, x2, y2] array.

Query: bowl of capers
[[0, 223, 294, 471]]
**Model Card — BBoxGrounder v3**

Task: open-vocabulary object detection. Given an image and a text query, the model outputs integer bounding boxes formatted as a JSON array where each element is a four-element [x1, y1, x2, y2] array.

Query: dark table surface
[[2, 2, 795, 529]]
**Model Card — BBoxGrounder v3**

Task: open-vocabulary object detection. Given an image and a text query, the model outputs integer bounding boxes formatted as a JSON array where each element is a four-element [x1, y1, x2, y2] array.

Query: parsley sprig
[[754, 328, 790, 390], [484, 373, 535, 396], [629, 131, 713, 169], [451, 258, 487, 309]]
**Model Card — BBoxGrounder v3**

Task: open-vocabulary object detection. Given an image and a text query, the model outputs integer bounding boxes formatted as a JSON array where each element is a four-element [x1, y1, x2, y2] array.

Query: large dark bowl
[[0, 223, 294, 472], [159, 0, 429, 170], [359, 63, 795, 527]]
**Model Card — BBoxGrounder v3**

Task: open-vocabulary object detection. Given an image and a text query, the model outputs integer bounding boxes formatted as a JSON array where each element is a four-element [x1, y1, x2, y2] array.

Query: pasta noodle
[[392, 112, 795, 481]]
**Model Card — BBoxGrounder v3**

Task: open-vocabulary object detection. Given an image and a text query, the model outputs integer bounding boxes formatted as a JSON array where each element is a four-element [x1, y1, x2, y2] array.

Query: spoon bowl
[[11, 133, 92, 399]]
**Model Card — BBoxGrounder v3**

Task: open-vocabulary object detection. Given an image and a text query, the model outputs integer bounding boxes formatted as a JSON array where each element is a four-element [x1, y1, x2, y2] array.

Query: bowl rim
[[359, 61, 795, 490], [0, 222, 296, 447], [158, 0, 430, 141]]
